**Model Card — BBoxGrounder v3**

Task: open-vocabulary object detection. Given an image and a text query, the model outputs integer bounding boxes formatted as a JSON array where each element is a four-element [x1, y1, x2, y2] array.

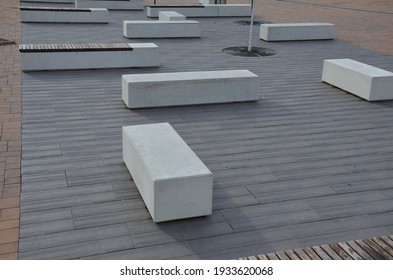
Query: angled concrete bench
[[123, 20, 200, 38], [259, 23, 335, 41], [76, 0, 143, 10], [122, 70, 258, 109], [147, 4, 251, 18], [159, 11, 186, 21], [123, 123, 213, 222], [322, 59, 393, 101], [20, 6, 109, 23], [20, 43, 159, 71]]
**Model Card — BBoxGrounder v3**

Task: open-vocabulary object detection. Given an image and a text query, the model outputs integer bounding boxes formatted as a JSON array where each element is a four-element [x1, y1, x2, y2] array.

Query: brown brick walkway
[[0, 0, 22, 260]]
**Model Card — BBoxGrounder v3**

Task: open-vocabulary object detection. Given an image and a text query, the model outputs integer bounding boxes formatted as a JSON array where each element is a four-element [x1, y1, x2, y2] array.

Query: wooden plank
[[364, 239, 393, 260], [311, 246, 332, 260], [256, 254, 269, 260], [266, 252, 280, 260], [371, 237, 393, 258], [285, 250, 301, 260], [303, 247, 321, 260], [247, 255, 258, 260], [346, 240, 374, 260], [330, 243, 353, 260], [355, 240, 384, 260], [380, 236, 393, 249], [293, 248, 311, 260], [275, 251, 290, 260], [320, 244, 343, 259], [338, 242, 363, 260]]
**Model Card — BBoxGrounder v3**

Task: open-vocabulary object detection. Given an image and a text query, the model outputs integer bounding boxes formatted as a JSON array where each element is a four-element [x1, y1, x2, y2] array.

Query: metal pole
[[247, 0, 256, 52]]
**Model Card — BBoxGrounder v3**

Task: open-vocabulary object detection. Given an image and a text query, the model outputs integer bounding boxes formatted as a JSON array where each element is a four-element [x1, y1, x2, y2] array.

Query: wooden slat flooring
[[239, 235, 393, 260], [19, 8, 393, 260]]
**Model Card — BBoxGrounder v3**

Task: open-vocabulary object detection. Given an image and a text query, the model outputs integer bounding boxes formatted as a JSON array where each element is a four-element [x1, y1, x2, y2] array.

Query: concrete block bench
[[123, 123, 213, 222], [322, 58, 393, 101], [259, 23, 335, 41], [159, 11, 186, 21], [122, 69, 258, 108], [147, 4, 251, 18], [20, 6, 109, 23], [123, 20, 200, 38], [22, 0, 74, 3], [20, 43, 159, 71], [76, 0, 143, 10]]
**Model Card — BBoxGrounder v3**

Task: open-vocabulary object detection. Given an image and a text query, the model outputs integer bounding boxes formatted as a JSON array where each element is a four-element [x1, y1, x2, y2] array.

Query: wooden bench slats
[[311, 246, 332, 260], [329, 243, 353, 260], [345, 240, 374, 260], [380, 236, 393, 249], [337, 242, 363, 260], [320, 244, 343, 259], [255, 254, 269, 260], [293, 248, 311, 260], [363, 239, 393, 260], [275, 251, 290, 260], [371, 238, 393, 258], [285, 250, 301, 260], [19, 43, 133, 53], [303, 247, 322, 260], [20, 6, 91, 12], [355, 240, 385, 260], [266, 253, 280, 260]]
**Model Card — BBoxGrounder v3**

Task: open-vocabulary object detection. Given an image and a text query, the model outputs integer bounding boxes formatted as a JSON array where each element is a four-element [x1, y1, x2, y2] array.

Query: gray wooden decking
[[20, 7, 393, 259]]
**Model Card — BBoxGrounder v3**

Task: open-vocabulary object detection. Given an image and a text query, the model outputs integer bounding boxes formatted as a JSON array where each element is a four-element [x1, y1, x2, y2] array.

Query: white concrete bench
[[259, 23, 335, 41], [20, 43, 159, 71], [123, 123, 213, 223], [123, 20, 200, 38], [75, 0, 143, 10], [122, 70, 258, 108], [147, 4, 251, 18], [20, 6, 109, 23], [159, 11, 186, 21], [322, 59, 393, 101]]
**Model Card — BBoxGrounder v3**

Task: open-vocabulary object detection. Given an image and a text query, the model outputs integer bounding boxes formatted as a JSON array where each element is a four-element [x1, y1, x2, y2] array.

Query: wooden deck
[[18, 4, 393, 260], [19, 43, 133, 52], [240, 235, 393, 260]]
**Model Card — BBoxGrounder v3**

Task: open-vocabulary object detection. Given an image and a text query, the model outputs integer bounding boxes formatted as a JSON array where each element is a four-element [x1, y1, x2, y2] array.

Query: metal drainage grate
[[222, 46, 276, 57], [234, 20, 269, 26]]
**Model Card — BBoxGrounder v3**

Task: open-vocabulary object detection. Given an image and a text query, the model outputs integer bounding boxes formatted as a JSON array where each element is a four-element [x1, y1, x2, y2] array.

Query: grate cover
[[222, 46, 276, 57]]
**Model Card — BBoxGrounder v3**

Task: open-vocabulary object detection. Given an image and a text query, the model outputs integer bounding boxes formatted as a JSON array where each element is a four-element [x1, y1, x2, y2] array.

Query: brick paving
[[0, 0, 22, 260]]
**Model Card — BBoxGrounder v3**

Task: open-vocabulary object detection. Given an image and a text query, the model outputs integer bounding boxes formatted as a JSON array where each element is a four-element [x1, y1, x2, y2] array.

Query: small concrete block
[[76, 0, 143, 10], [159, 11, 186, 21], [122, 123, 213, 222], [322, 58, 393, 101], [123, 20, 200, 38], [260, 23, 335, 41], [122, 69, 259, 108]]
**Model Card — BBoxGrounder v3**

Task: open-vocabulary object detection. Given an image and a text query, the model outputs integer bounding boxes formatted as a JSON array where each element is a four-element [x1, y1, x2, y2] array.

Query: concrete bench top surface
[[123, 123, 212, 180], [325, 58, 393, 77], [123, 70, 258, 83], [20, 6, 91, 12], [159, 11, 185, 16], [124, 20, 198, 24], [19, 43, 133, 52], [262, 22, 335, 27], [148, 5, 204, 8]]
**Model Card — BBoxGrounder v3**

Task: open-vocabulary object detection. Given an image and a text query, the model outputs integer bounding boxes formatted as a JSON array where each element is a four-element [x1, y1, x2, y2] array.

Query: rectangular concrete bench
[[123, 123, 213, 222], [122, 70, 258, 108], [322, 58, 393, 101], [147, 4, 251, 18], [20, 6, 109, 23], [159, 11, 186, 21], [123, 20, 200, 38], [76, 0, 143, 10], [20, 43, 159, 71], [22, 0, 74, 3], [259, 23, 335, 41]]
